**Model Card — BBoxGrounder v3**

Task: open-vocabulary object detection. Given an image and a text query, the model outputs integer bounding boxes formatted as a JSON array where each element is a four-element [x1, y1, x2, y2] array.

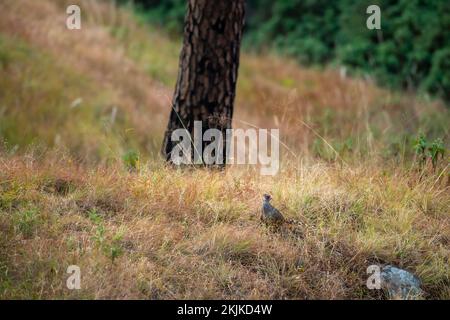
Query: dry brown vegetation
[[0, 0, 448, 299]]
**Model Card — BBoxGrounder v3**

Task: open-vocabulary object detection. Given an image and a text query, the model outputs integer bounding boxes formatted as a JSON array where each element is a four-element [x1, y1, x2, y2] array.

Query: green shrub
[[122, 149, 140, 171], [13, 208, 40, 238], [127, 0, 450, 104], [414, 134, 446, 168]]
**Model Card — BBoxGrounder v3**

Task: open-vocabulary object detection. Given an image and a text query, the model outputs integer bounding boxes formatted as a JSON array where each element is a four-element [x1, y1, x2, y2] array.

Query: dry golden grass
[[0, 0, 449, 299], [0, 154, 448, 299]]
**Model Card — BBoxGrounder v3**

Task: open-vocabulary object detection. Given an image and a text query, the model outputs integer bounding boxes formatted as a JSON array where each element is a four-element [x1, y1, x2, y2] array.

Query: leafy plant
[[413, 134, 428, 166], [108, 229, 125, 263], [429, 138, 445, 168], [414, 134, 446, 168], [89, 208, 124, 263], [14, 208, 39, 238], [122, 149, 140, 172], [93, 224, 106, 247], [88, 208, 103, 225]]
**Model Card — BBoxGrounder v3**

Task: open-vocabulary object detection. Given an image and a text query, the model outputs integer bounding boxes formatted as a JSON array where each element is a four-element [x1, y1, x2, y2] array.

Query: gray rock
[[381, 265, 423, 299]]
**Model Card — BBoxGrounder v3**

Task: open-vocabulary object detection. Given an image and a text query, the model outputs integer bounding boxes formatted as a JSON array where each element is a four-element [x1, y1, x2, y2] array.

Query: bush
[[423, 48, 450, 102], [126, 0, 450, 104]]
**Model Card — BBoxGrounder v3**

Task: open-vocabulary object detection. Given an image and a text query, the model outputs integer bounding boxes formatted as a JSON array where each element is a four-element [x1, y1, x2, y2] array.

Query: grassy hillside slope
[[0, 0, 448, 299]]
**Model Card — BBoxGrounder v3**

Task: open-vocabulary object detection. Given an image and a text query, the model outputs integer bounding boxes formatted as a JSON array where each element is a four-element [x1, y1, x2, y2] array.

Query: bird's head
[[263, 194, 272, 202]]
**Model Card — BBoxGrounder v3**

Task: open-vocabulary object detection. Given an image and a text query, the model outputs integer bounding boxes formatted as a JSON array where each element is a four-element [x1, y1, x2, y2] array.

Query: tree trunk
[[161, 0, 245, 166]]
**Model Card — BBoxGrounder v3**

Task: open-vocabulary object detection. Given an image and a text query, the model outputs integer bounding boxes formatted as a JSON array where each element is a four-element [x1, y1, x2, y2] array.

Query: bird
[[261, 194, 304, 235], [261, 194, 285, 226]]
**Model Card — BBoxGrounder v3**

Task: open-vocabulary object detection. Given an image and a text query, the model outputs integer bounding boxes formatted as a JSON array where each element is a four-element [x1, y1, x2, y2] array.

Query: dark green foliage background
[[125, 0, 450, 103]]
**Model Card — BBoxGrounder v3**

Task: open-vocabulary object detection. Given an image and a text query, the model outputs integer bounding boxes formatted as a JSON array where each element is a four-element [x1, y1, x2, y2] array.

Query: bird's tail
[[285, 218, 302, 226], [282, 218, 304, 238]]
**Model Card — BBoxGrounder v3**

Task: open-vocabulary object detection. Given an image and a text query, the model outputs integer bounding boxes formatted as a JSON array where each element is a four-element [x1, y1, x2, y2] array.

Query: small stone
[[381, 265, 423, 300]]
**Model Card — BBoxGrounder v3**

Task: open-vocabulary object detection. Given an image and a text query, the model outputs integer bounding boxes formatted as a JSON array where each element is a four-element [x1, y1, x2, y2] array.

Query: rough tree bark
[[161, 0, 246, 165]]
